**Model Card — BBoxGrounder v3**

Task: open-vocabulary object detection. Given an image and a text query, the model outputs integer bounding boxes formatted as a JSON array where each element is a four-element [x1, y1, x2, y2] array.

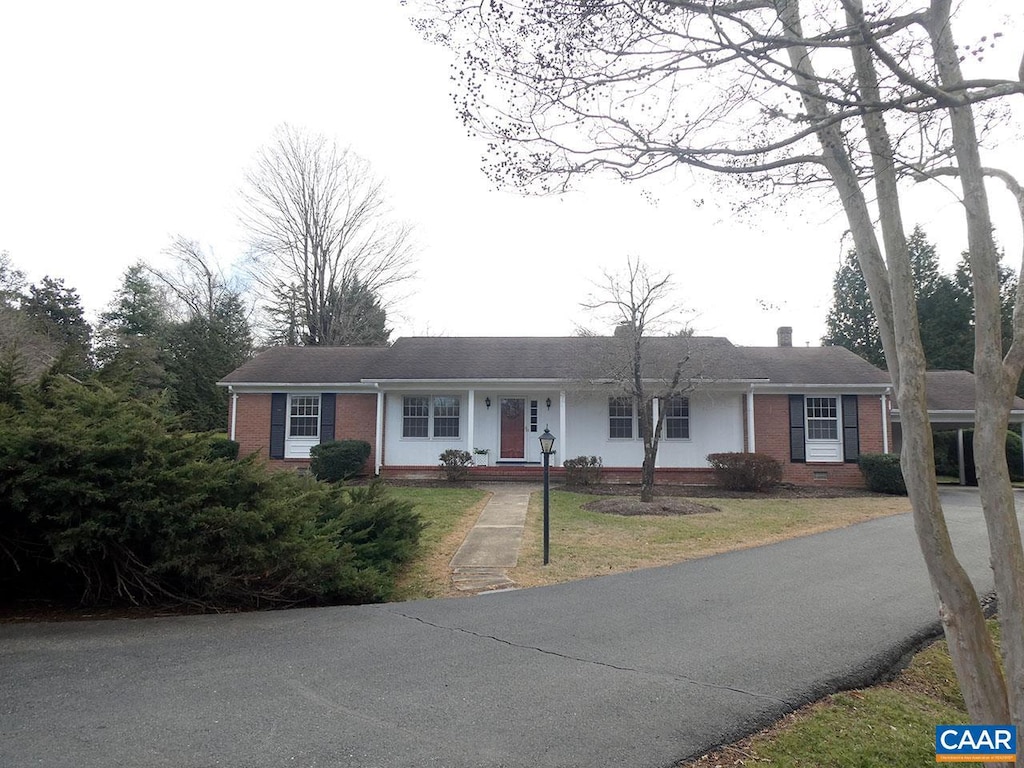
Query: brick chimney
[[777, 326, 793, 347]]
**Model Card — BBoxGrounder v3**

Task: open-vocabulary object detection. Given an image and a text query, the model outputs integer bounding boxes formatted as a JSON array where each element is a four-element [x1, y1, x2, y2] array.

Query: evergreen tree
[[164, 293, 253, 431], [822, 226, 1015, 374], [0, 256, 56, 396], [822, 250, 884, 367], [95, 263, 170, 397], [321, 277, 391, 346], [266, 282, 303, 346], [21, 276, 93, 378], [0, 251, 26, 308]]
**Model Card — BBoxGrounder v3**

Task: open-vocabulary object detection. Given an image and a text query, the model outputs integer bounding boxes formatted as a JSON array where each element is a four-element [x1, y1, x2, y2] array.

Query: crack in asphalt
[[388, 609, 793, 706]]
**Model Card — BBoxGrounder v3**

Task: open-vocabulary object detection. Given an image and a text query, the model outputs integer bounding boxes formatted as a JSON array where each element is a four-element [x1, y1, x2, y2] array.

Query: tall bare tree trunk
[[780, 0, 1008, 726], [928, 0, 1024, 729]]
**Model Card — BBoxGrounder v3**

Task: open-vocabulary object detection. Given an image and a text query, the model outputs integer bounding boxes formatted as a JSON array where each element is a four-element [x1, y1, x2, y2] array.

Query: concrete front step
[[451, 567, 517, 593]]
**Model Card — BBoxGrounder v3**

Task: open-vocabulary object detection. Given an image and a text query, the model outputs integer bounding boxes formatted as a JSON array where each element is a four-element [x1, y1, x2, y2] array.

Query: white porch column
[[652, 396, 661, 467], [228, 386, 237, 441], [880, 393, 889, 454], [559, 390, 567, 467], [375, 390, 385, 475], [467, 389, 476, 458], [957, 428, 966, 486], [746, 388, 756, 453]]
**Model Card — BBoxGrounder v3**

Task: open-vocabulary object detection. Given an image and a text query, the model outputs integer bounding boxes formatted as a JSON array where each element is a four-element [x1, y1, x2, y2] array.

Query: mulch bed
[[581, 497, 720, 516], [565, 482, 880, 499], [380, 479, 881, 499]]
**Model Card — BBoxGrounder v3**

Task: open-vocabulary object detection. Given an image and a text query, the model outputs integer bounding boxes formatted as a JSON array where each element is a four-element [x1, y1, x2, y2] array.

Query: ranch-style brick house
[[219, 327, 901, 487]]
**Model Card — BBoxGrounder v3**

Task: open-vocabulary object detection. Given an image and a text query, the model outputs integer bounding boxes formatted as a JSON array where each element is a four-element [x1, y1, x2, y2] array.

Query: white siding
[[381, 388, 743, 468], [562, 391, 744, 467], [384, 392, 469, 465]]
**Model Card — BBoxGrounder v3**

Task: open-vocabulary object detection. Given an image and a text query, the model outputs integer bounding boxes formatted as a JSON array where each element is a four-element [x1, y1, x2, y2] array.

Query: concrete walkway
[[449, 483, 536, 593]]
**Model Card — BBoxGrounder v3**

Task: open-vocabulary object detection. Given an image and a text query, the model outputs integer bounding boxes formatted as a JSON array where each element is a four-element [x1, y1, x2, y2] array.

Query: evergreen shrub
[[563, 455, 603, 486], [310, 439, 372, 482], [706, 452, 783, 491], [858, 453, 907, 495], [438, 449, 474, 481], [206, 437, 240, 461]]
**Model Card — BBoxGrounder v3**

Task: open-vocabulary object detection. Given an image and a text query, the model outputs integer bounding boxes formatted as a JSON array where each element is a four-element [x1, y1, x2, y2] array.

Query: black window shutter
[[842, 394, 860, 463], [789, 394, 806, 463], [270, 393, 287, 459], [320, 393, 336, 443]]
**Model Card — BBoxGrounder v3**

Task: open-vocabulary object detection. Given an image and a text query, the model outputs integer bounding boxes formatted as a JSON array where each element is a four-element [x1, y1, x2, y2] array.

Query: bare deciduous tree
[[581, 257, 694, 502], [154, 237, 231, 324], [414, 0, 1024, 730], [241, 124, 415, 346]]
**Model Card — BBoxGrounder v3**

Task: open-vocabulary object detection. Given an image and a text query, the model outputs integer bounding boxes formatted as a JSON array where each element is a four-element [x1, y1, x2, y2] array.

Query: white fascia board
[[750, 383, 892, 394], [363, 379, 565, 392], [364, 377, 768, 392], [217, 382, 380, 394], [363, 378, 564, 385], [891, 409, 1024, 424]]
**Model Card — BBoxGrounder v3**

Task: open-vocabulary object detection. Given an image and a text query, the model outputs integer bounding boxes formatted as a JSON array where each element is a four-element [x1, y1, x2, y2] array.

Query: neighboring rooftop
[[920, 370, 1024, 412]]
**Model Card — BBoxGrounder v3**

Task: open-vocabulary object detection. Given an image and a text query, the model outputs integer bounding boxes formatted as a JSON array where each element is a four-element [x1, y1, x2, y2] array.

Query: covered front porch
[[380, 387, 569, 471]]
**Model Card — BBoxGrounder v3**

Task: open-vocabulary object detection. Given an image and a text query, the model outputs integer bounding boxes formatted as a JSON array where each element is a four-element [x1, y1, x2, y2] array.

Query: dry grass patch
[[510, 490, 909, 589], [389, 487, 490, 600], [680, 623, 1000, 767]]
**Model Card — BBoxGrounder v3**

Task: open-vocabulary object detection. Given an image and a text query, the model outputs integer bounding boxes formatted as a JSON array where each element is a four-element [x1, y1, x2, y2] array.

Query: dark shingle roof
[[924, 370, 977, 410], [220, 337, 894, 387], [373, 336, 744, 381], [736, 346, 891, 386], [219, 346, 390, 385], [923, 370, 1024, 411]]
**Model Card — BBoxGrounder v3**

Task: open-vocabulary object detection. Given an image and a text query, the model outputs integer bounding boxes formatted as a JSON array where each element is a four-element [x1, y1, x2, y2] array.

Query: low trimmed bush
[[206, 437, 240, 461], [439, 449, 474, 481], [563, 455, 603, 486], [707, 452, 783, 492], [310, 439, 372, 483], [858, 453, 907, 495]]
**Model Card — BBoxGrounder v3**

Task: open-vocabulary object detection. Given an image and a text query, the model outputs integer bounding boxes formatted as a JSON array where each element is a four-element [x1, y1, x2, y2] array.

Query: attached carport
[[891, 370, 1024, 485]]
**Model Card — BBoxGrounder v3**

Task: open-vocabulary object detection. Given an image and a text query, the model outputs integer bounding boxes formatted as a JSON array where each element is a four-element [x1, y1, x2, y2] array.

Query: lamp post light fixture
[[539, 427, 556, 565]]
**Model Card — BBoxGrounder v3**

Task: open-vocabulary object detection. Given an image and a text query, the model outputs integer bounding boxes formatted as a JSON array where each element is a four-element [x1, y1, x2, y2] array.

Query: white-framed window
[[403, 395, 461, 439], [403, 396, 430, 438], [609, 396, 634, 439], [433, 396, 460, 438], [663, 396, 690, 440], [806, 397, 839, 440], [289, 394, 320, 438]]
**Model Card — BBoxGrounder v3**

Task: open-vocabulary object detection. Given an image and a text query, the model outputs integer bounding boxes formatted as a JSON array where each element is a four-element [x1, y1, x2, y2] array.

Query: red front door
[[500, 398, 526, 459]]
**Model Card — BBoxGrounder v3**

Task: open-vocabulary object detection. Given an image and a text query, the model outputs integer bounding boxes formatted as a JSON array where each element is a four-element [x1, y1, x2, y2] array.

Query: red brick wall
[[232, 392, 379, 474], [753, 393, 891, 487], [378, 465, 718, 484], [233, 393, 272, 460], [338, 394, 378, 475]]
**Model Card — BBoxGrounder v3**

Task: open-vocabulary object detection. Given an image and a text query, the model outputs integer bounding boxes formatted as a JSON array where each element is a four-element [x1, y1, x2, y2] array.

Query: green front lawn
[[684, 623, 999, 767], [511, 490, 909, 588]]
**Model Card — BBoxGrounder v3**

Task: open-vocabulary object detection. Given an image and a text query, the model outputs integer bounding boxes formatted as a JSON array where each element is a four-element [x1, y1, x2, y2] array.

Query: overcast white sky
[[1, 1, 1021, 348]]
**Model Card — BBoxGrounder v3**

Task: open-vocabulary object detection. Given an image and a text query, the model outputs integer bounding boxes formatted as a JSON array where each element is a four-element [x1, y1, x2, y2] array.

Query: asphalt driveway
[[0, 488, 1010, 768]]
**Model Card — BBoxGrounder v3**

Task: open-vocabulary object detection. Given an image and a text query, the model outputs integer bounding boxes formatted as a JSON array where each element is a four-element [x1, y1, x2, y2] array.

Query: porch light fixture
[[485, 397, 491, 409], [546, 397, 552, 409], [539, 427, 556, 565]]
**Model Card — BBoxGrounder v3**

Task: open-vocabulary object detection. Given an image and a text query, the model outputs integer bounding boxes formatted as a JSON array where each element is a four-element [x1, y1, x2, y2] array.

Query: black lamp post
[[539, 427, 556, 565]]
